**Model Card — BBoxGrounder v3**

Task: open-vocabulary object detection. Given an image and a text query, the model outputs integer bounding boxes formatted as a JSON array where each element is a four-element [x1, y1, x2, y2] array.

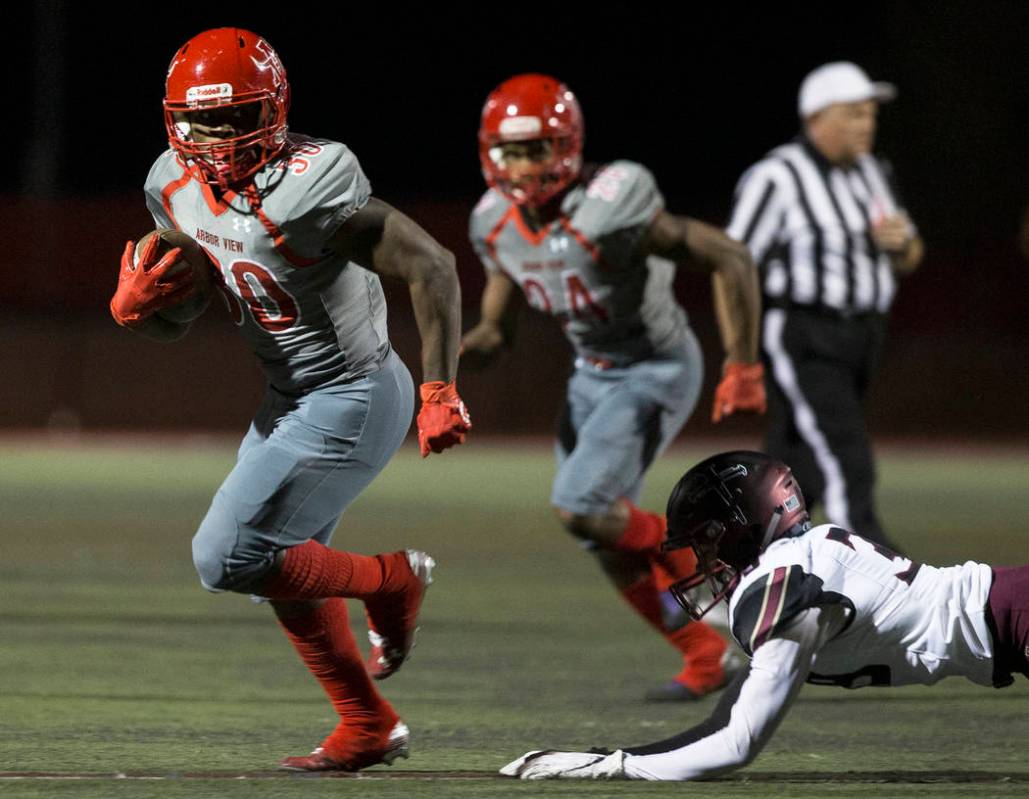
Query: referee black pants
[[761, 306, 901, 552]]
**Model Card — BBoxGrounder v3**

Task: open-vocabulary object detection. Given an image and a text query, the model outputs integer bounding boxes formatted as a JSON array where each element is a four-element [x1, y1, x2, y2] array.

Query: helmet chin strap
[[760, 508, 784, 549]]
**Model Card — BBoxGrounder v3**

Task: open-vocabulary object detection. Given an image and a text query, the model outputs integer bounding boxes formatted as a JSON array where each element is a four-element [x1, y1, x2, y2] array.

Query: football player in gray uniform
[[502, 450, 1029, 780], [109, 28, 470, 772], [463, 74, 765, 700]]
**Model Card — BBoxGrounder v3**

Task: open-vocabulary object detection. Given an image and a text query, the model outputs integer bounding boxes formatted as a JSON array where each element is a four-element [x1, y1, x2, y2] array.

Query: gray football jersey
[[469, 161, 689, 365], [144, 135, 390, 393]]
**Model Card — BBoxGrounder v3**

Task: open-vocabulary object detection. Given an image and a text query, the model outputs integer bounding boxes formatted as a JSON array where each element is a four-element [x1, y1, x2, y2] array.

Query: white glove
[[500, 749, 627, 780]]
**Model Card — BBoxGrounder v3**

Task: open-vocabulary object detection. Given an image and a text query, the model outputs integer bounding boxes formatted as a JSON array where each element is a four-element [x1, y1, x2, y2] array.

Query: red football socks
[[650, 546, 700, 593], [619, 572, 727, 693], [612, 502, 667, 553], [669, 621, 729, 694], [277, 597, 397, 729], [258, 540, 410, 601], [612, 502, 701, 596], [618, 571, 668, 630]]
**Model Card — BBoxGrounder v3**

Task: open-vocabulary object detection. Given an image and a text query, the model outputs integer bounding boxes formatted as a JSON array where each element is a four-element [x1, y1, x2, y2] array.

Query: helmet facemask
[[667, 521, 742, 621], [163, 29, 291, 190], [165, 95, 286, 188], [483, 135, 582, 208]]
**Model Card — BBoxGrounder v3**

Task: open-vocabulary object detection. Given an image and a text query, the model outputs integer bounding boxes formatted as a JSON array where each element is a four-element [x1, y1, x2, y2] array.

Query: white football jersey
[[729, 524, 995, 687], [619, 526, 998, 781]]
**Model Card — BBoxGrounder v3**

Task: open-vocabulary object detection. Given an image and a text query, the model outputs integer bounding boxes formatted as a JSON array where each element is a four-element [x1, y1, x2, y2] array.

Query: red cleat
[[364, 550, 435, 680], [279, 719, 410, 772]]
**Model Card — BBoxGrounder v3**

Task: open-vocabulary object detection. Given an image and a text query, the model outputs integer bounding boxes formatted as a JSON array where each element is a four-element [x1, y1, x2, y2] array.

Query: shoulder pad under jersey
[[573, 160, 664, 241], [468, 188, 512, 266], [731, 563, 832, 656], [267, 136, 372, 261], [143, 149, 183, 230]]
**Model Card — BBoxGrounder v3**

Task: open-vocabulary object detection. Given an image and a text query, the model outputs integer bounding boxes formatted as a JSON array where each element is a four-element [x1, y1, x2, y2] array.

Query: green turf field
[[1, 438, 1027, 798]]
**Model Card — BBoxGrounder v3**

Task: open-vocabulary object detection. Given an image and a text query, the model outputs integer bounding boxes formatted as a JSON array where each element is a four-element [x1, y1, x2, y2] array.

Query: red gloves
[[712, 362, 766, 423], [417, 381, 471, 457], [109, 237, 196, 328]]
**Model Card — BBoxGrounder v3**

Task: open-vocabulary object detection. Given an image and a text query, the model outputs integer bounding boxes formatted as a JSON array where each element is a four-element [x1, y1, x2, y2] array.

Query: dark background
[[3, 2, 1026, 441]]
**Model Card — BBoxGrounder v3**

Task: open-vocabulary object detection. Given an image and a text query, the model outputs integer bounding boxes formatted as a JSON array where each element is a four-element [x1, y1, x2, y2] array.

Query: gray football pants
[[552, 329, 703, 516], [192, 349, 414, 593]]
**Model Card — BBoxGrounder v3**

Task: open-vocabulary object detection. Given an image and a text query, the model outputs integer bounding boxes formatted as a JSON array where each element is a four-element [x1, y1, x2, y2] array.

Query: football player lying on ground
[[502, 450, 1028, 780]]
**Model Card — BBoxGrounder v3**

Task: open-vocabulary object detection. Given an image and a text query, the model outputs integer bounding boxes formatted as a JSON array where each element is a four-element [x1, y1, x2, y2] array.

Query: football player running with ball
[[502, 451, 1029, 780], [109, 28, 470, 771], [462, 74, 765, 701]]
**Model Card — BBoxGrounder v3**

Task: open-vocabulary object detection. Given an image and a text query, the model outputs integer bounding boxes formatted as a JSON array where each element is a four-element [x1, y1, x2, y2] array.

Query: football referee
[[726, 62, 923, 550]]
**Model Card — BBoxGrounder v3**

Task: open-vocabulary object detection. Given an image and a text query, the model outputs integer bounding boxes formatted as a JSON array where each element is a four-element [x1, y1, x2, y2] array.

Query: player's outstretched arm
[[644, 212, 765, 422], [502, 606, 844, 781], [331, 198, 470, 456], [460, 270, 521, 370]]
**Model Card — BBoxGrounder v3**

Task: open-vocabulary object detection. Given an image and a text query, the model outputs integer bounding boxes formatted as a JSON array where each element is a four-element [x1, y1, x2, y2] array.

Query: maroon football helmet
[[664, 451, 811, 620], [478, 73, 584, 207], [164, 28, 290, 187]]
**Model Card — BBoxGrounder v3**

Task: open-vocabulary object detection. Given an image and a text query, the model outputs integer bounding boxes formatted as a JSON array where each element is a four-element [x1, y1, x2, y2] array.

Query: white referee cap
[[798, 62, 897, 117]]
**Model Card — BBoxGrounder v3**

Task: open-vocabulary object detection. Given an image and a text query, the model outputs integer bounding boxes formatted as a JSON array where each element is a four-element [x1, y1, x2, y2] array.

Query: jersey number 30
[[211, 256, 300, 333]]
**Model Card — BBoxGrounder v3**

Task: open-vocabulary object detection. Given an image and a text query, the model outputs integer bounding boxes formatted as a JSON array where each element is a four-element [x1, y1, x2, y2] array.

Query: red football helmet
[[664, 451, 811, 620], [164, 28, 290, 187], [478, 73, 583, 207]]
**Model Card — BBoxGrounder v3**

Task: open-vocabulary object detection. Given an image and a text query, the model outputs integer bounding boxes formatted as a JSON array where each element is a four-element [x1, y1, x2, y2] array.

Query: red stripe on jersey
[[243, 191, 321, 268], [484, 205, 517, 274], [160, 169, 193, 229], [750, 566, 790, 651], [509, 206, 551, 247], [558, 217, 615, 271], [163, 160, 237, 219], [197, 178, 237, 217]]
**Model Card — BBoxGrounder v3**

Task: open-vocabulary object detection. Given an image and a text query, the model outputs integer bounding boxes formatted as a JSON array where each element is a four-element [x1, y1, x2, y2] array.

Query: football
[[134, 228, 215, 324]]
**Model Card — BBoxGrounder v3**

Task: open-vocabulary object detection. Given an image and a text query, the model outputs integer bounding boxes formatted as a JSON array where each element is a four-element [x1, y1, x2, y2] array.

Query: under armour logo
[[233, 217, 252, 234]]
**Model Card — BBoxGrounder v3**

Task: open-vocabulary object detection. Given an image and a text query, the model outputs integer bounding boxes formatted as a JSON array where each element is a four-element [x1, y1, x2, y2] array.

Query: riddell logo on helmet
[[499, 116, 543, 137], [186, 83, 234, 104]]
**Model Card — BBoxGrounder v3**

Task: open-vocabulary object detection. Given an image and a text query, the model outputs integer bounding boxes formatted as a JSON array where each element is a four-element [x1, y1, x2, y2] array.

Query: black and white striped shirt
[[727, 136, 911, 316]]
